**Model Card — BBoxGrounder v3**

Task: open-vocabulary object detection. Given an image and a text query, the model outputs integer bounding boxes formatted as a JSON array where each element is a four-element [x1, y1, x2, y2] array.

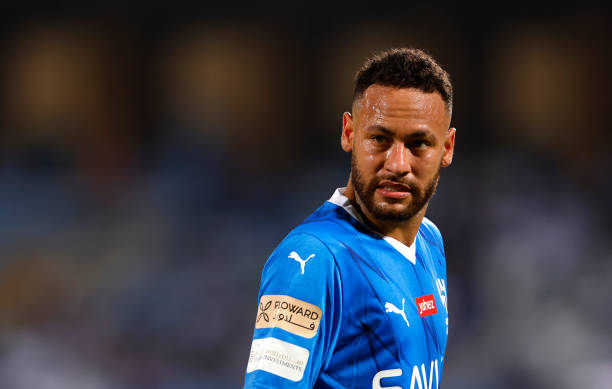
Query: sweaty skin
[[341, 85, 456, 246]]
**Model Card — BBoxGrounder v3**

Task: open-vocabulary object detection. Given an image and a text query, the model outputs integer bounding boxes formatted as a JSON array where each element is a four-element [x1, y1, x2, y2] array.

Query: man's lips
[[376, 181, 412, 199]]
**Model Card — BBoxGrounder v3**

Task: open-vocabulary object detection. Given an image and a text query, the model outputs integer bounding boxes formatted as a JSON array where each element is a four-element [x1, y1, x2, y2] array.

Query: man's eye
[[372, 135, 388, 144], [413, 140, 429, 148]]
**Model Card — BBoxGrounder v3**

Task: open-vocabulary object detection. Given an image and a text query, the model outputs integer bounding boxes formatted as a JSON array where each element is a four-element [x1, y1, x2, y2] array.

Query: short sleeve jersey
[[244, 188, 449, 389]]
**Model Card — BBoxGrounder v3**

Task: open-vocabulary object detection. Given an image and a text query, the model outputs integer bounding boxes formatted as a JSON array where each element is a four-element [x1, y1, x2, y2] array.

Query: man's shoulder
[[419, 217, 446, 256], [260, 205, 353, 283], [290, 201, 360, 245], [268, 201, 362, 263], [419, 217, 444, 247], [420, 217, 443, 239]]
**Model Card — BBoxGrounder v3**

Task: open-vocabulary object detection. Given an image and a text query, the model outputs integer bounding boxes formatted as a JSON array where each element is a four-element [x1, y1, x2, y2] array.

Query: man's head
[[352, 48, 453, 114], [341, 48, 455, 230]]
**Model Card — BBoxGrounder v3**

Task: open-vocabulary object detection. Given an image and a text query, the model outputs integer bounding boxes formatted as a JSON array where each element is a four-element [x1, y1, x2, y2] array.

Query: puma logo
[[385, 298, 409, 327], [288, 251, 315, 275]]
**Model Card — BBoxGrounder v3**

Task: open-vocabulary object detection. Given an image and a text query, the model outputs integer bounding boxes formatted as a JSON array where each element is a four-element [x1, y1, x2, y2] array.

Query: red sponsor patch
[[415, 294, 438, 317]]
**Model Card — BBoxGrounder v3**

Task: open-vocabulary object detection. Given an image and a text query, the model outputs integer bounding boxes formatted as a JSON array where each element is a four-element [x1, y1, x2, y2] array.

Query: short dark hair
[[353, 48, 453, 112]]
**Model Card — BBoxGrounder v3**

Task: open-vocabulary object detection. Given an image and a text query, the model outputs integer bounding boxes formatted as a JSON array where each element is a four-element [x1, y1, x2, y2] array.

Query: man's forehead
[[353, 85, 450, 127]]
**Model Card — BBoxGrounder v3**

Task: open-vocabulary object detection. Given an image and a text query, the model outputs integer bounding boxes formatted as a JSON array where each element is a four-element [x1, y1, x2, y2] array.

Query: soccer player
[[244, 48, 456, 389]]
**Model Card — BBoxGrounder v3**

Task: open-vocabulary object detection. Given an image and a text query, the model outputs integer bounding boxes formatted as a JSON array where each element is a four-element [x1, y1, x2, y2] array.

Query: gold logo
[[255, 295, 322, 338]]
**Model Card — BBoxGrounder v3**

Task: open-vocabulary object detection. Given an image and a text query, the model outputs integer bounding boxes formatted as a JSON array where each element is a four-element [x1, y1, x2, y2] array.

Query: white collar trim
[[327, 187, 417, 265]]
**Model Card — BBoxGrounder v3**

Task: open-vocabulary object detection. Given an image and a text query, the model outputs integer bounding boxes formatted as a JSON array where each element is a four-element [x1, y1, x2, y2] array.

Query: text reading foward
[[255, 295, 322, 338]]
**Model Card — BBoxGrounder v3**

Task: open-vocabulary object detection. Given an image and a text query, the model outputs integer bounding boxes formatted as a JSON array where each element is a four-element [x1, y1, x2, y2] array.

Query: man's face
[[341, 85, 455, 225]]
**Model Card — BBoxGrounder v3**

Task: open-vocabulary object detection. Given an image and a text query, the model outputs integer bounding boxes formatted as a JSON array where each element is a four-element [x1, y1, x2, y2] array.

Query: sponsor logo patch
[[415, 294, 438, 317], [246, 337, 309, 382], [255, 295, 322, 338]]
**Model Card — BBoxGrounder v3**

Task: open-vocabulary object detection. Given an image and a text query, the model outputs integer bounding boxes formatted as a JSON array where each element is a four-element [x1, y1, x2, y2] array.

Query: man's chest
[[338, 243, 449, 364]]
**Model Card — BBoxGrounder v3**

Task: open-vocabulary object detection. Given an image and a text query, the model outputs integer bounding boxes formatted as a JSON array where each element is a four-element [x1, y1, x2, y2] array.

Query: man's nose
[[384, 142, 411, 175]]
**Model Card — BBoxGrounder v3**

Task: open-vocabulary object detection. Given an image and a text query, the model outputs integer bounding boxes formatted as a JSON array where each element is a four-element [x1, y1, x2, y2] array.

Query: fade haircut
[[352, 48, 453, 112]]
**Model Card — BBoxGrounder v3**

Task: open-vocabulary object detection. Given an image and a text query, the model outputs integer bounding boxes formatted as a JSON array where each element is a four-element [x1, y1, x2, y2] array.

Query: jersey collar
[[327, 187, 417, 265]]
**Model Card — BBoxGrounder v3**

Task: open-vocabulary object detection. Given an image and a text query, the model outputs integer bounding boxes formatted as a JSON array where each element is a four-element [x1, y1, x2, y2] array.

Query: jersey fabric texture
[[244, 188, 449, 389]]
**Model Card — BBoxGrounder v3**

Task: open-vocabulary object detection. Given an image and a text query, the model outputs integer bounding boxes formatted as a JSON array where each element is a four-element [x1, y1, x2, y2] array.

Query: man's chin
[[370, 203, 415, 222]]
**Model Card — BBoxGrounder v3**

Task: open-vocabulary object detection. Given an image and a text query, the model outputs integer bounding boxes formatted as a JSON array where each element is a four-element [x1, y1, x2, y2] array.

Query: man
[[244, 48, 456, 389]]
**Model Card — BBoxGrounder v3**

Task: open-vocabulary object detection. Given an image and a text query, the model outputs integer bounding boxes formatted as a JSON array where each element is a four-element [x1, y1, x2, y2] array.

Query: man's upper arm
[[244, 232, 342, 388]]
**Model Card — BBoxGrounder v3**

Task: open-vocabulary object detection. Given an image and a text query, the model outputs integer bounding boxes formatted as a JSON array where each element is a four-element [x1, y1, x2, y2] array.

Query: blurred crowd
[[0, 6, 611, 389]]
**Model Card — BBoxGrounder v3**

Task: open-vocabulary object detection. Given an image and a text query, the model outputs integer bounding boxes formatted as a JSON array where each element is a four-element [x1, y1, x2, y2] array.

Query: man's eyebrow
[[407, 130, 435, 139], [366, 125, 393, 134], [366, 126, 435, 140]]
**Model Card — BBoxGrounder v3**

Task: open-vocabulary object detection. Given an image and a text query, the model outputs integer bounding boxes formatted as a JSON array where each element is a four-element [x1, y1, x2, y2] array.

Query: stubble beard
[[350, 154, 440, 223]]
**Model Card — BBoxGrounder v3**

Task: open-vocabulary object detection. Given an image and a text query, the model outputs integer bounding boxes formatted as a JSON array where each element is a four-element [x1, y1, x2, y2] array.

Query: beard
[[351, 155, 440, 222]]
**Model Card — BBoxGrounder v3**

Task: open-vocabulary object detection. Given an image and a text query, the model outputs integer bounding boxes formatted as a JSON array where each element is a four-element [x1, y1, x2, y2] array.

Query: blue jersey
[[245, 188, 449, 389]]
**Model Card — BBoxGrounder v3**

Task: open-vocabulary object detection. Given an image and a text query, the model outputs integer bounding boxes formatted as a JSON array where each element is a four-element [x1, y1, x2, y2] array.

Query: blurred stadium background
[[0, 3, 611, 388]]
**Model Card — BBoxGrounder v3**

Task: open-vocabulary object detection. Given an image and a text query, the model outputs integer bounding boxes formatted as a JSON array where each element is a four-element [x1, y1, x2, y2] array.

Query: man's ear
[[441, 127, 456, 167], [341, 112, 354, 152]]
